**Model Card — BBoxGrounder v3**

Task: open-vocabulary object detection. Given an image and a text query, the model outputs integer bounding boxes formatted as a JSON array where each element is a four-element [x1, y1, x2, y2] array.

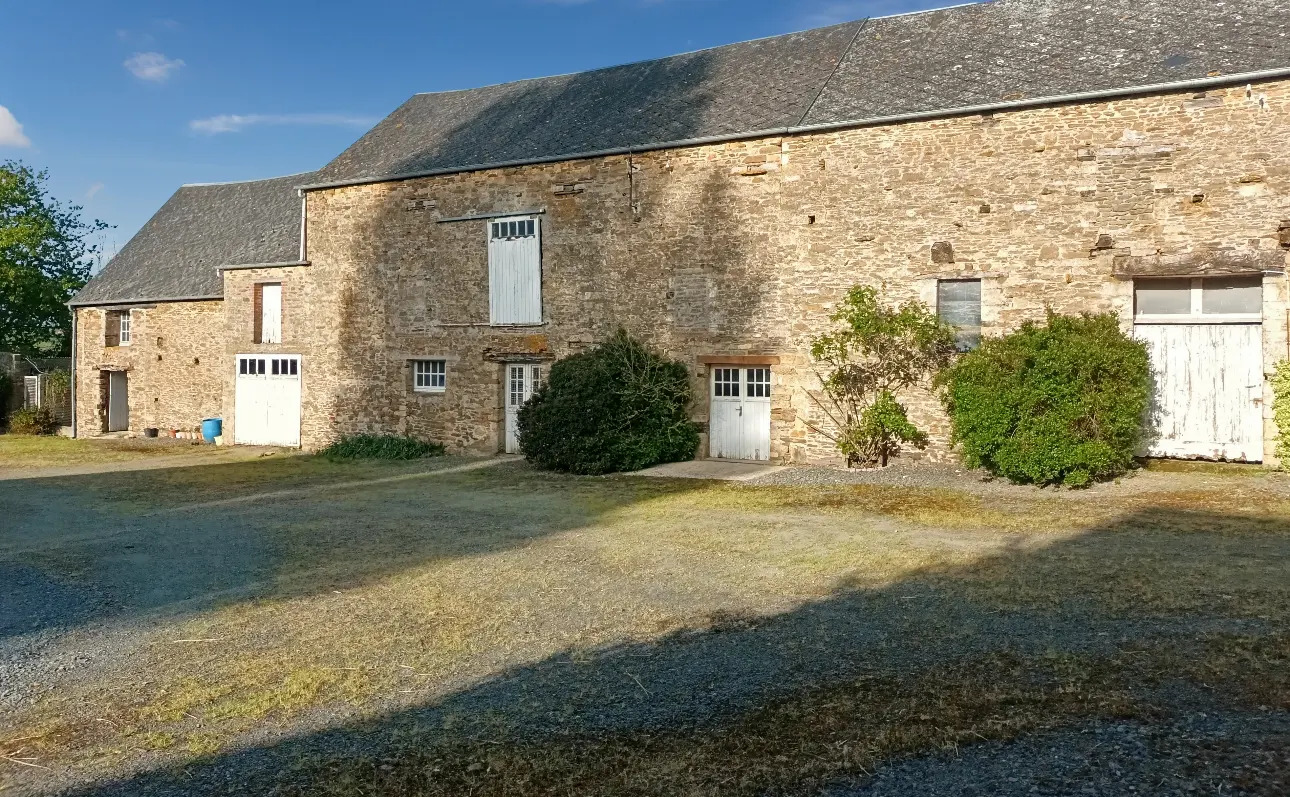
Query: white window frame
[[117, 310, 132, 346], [1134, 276, 1263, 324], [413, 359, 447, 393]]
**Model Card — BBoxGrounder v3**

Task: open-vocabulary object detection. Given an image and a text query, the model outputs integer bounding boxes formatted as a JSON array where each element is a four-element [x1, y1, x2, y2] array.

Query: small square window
[[414, 360, 447, 392], [1202, 276, 1261, 315]]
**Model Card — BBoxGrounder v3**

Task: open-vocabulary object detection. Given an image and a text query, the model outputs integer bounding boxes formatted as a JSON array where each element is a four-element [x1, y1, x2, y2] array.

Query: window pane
[[1135, 279, 1192, 315], [1202, 276, 1262, 315], [938, 280, 982, 350]]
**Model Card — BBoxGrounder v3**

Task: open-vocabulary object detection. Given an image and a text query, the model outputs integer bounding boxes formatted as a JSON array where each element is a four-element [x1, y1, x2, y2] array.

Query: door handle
[[738, 405, 743, 416]]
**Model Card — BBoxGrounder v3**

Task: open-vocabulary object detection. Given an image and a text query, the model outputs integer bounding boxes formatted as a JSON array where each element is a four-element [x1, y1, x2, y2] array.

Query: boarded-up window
[[254, 283, 283, 343], [488, 217, 541, 324], [937, 279, 982, 351]]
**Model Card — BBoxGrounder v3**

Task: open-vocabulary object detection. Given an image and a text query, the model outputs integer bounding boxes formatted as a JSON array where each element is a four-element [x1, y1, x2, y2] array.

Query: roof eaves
[[299, 66, 1290, 194], [69, 293, 224, 308]]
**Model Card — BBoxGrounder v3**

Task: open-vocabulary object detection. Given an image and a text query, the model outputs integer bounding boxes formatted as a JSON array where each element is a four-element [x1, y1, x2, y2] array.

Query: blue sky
[[1, 0, 944, 266]]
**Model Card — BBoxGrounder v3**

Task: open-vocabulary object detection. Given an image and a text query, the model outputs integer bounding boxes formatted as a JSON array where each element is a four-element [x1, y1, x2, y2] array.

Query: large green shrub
[[941, 312, 1150, 487], [518, 330, 699, 475], [319, 433, 445, 461], [8, 405, 59, 435]]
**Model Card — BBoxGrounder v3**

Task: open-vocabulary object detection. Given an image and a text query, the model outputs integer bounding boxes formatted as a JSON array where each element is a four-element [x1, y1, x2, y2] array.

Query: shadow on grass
[[54, 502, 1290, 796], [0, 457, 707, 641]]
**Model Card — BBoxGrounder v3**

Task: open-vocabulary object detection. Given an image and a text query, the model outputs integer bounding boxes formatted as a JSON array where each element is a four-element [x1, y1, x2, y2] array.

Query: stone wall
[[73, 301, 224, 435], [300, 78, 1290, 463]]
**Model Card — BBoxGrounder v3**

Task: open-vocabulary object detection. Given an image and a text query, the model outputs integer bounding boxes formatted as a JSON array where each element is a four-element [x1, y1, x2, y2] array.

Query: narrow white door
[[107, 371, 129, 432], [234, 355, 302, 447], [260, 284, 283, 344], [709, 366, 771, 461], [504, 364, 542, 454], [1136, 324, 1263, 461]]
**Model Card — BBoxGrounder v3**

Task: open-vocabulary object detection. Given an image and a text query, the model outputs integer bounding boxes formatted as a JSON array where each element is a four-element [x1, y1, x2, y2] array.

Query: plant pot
[[144, 428, 158, 438]]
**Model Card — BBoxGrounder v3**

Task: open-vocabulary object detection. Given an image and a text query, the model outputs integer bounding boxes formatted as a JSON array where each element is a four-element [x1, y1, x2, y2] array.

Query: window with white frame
[[413, 359, 447, 392], [487, 216, 542, 325], [255, 283, 283, 344], [1134, 276, 1262, 322], [105, 309, 131, 347]]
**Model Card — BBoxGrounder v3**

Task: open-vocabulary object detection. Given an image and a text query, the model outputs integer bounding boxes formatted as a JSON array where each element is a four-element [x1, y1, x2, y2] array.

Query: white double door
[[1136, 323, 1263, 461], [234, 355, 302, 447], [504, 363, 542, 454], [709, 366, 771, 461]]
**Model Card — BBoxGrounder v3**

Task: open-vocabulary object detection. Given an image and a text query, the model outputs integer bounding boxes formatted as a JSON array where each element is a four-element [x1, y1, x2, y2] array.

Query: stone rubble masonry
[[75, 78, 1290, 465], [73, 301, 223, 435]]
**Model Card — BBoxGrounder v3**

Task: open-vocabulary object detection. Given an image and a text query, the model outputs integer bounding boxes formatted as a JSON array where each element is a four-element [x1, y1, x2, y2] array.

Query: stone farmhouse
[[71, 0, 1290, 465]]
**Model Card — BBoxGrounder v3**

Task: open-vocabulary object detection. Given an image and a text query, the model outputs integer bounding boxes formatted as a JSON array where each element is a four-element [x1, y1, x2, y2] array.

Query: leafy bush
[[809, 286, 956, 466], [8, 405, 59, 435], [1273, 360, 1290, 468], [518, 330, 699, 475], [319, 433, 445, 461], [941, 312, 1150, 487]]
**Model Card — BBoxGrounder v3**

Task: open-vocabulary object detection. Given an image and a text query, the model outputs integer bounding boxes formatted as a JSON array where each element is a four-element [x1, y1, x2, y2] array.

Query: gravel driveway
[[0, 454, 1286, 796]]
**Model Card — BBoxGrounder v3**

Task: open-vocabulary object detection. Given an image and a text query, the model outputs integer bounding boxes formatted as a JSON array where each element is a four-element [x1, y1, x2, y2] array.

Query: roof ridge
[[181, 169, 317, 188], [868, 1, 988, 22]]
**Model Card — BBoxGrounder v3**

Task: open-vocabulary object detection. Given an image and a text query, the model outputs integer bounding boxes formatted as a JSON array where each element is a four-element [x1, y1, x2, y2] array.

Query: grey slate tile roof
[[313, 0, 1290, 188], [72, 173, 312, 306]]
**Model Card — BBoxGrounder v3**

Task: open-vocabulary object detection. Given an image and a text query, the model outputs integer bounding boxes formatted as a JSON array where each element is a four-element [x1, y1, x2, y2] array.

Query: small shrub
[[518, 329, 699, 475], [1273, 360, 1290, 467], [809, 285, 956, 467], [319, 433, 445, 461], [941, 312, 1150, 487], [8, 405, 59, 435]]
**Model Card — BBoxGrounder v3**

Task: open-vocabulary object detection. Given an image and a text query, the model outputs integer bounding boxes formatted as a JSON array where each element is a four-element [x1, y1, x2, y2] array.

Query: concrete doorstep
[[635, 459, 786, 482]]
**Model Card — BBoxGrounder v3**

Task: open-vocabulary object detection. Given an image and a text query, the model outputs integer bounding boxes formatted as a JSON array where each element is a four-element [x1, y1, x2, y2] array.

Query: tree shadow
[[56, 502, 1290, 795], [0, 457, 708, 643]]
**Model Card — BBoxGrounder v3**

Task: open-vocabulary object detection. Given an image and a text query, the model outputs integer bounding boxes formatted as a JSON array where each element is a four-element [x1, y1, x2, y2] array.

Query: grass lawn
[[0, 456, 1287, 795], [0, 434, 226, 470]]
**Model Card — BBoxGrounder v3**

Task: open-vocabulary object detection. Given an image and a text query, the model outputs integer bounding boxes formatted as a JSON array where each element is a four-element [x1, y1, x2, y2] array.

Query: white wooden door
[[234, 355, 302, 447], [488, 217, 542, 324], [107, 371, 129, 432], [709, 366, 772, 461], [504, 363, 542, 454], [1136, 324, 1263, 461]]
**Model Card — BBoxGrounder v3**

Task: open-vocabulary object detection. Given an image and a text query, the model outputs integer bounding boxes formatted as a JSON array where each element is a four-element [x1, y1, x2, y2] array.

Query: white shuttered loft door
[[488, 216, 542, 325]]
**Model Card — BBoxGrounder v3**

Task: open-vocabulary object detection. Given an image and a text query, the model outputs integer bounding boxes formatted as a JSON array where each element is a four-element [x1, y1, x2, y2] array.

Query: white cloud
[[0, 105, 31, 148], [124, 52, 185, 83], [86, 182, 105, 200], [189, 113, 378, 135]]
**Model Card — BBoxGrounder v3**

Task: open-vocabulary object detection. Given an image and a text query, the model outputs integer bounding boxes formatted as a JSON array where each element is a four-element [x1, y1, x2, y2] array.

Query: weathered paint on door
[[1136, 323, 1263, 461], [488, 217, 542, 325], [107, 371, 129, 432], [234, 355, 302, 447], [505, 363, 542, 454], [709, 366, 771, 461]]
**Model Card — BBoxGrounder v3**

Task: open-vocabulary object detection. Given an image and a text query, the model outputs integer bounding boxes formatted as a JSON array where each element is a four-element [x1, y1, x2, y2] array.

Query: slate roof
[[72, 173, 312, 306], [311, 0, 1290, 188]]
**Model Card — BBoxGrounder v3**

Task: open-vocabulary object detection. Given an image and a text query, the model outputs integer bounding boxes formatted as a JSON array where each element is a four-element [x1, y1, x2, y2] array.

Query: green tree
[[0, 161, 107, 355], [809, 286, 957, 467]]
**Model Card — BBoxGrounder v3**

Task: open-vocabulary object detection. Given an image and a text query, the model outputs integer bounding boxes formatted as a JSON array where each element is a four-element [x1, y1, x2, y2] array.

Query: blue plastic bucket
[[201, 418, 223, 443]]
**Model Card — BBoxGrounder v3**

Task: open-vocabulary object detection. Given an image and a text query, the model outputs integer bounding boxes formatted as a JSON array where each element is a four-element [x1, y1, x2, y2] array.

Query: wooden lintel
[[697, 355, 781, 366]]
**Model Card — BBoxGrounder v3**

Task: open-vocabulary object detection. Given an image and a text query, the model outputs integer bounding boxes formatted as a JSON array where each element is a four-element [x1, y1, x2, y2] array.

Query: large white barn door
[[709, 366, 771, 461], [488, 217, 542, 325], [1134, 276, 1264, 462], [235, 355, 302, 447], [1137, 324, 1263, 461]]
